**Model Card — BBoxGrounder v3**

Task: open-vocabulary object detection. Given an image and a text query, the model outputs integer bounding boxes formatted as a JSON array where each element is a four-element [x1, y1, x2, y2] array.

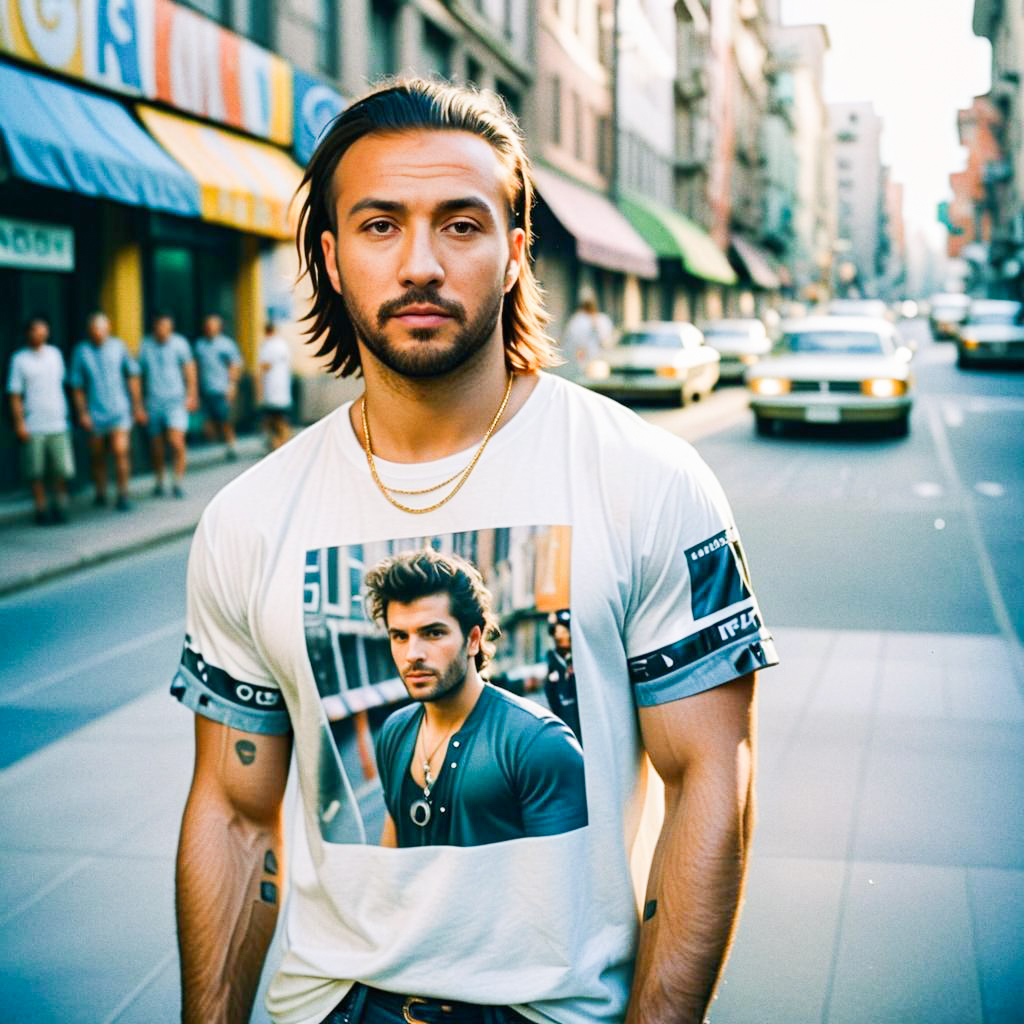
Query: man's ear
[[467, 624, 483, 657], [504, 228, 526, 293], [320, 230, 343, 295]]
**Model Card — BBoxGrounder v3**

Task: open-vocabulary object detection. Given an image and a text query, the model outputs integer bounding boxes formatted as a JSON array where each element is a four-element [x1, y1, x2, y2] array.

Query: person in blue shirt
[[70, 312, 144, 512], [194, 314, 243, 461], [138, 312, 197, 499]]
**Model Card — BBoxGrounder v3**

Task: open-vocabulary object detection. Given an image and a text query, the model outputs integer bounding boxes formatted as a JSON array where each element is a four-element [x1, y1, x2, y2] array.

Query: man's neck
[[353, 342, 537, 463], [422, 673, 485, 731]]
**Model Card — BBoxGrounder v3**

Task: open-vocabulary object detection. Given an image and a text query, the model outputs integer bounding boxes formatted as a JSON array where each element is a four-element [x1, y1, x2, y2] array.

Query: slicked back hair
[[296, 77, 557, 378], [363, 549, 500, 671]]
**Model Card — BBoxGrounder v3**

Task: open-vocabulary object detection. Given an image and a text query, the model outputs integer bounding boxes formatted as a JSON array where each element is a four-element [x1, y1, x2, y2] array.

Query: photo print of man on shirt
[[302, 525, 587, 847]]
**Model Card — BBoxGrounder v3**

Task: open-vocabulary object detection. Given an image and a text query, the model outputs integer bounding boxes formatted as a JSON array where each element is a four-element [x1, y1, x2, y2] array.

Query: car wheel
[[754, 414, 775, 437]]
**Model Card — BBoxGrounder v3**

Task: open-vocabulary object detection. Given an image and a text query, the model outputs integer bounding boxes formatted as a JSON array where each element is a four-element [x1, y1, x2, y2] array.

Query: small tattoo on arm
[[264, 850, 278, 876], [235, 740, 256, 765], [260, 881, 278, 905], [643, 899, 658, 921]]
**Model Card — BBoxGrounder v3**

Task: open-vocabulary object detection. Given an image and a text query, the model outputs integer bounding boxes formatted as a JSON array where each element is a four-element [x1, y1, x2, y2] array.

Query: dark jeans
[[321, 984, 532, 1024]]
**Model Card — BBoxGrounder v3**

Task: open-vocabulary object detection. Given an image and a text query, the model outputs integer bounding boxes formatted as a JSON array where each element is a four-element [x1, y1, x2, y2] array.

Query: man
[[561, 287, 613, 375], [544, 609, 582, 743], [364, 549, 587, 848], [258, 320, 292, 451], [194, 314, 242, 461], [172, 79, 777, 1024], [7, 315, 75, 525], [138, 312, 197, 498], [70, 312, 144, 511]]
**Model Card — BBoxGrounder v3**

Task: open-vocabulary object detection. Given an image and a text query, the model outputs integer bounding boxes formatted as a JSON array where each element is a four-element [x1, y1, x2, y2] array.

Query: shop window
[[369, 0, 398, 82], [422, 20, 453, 79], [148, 234, 237, 340]]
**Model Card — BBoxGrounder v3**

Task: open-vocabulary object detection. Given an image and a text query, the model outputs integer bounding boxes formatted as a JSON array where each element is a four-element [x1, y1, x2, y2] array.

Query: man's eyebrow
[[346, 197, 496, 220]]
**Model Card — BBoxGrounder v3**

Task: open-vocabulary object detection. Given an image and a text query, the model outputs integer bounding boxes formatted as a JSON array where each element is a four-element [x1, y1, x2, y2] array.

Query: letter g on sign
[[19, 0, 79, 68]]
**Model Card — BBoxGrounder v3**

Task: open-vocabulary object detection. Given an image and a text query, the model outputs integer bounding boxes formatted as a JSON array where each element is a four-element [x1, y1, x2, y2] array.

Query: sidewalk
[[0, 435, 268, 596]]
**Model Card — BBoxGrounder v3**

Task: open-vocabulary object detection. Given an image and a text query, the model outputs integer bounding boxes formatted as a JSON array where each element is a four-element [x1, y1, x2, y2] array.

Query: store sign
[[0, 0, 292, 144], [0, 218, 75, 271], [293, 70, 345, 165]]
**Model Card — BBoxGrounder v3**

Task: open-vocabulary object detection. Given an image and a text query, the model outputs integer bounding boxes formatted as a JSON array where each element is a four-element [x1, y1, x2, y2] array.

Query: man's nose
[[398, 225, 445, 290]]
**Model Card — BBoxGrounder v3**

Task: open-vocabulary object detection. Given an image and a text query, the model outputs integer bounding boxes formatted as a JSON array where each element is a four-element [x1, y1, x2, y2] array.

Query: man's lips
[[391, 305, 454, 328], [404, 670, 437, 683]]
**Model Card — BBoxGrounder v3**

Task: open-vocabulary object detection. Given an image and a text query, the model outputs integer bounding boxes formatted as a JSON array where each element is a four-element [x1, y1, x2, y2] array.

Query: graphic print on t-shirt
[[302, 525, 587, 848]]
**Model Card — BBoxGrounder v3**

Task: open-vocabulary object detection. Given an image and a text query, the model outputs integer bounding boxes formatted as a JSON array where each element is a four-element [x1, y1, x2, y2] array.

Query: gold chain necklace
[[361, 374, 514, 515]]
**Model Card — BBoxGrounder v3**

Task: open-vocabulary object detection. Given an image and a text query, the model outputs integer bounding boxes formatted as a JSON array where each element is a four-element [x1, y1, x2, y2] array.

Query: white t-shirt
[[6, 345, 69, 434], [562, 310, 614, 368], [171, 372, 777, 1024], [260, 334, 292, 408]]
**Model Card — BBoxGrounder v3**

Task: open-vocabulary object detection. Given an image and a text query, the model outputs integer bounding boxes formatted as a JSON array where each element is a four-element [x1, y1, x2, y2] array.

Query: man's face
[[88, 316, 109, 344], [154, 316, 173, 342], [203, 315, 221, 338], [26, 321, 48, 348], [385, 592, 481, 703], [553, 623, 571, 655], [321, 129, 526, 379]]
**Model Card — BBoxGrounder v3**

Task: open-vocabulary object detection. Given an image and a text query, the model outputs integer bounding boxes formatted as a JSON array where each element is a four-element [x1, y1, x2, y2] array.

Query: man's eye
[[366, 220, 395, 235], [446, 220, 479, 236]]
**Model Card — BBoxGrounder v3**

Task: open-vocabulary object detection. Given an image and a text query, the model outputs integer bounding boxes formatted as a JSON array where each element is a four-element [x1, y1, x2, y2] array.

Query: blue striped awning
[[0, 60, 199, 216]]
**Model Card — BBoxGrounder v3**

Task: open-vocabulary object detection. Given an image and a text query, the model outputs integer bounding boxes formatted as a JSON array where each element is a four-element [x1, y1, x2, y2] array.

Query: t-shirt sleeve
[[515, 719, 588, 836], [177, 336, 195, 367], [7, 355, 24, 395], [68, 347, 84, 389], [170, 510, 291, 735], [227, 339, 242, 366], [625, 449, 778, 707], [122, 348, 141, 377]]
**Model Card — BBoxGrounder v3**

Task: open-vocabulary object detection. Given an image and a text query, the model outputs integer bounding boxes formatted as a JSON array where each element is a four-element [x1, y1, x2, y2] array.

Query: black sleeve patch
[[179, 640, 284, 714], [686, 529, 752, 620]]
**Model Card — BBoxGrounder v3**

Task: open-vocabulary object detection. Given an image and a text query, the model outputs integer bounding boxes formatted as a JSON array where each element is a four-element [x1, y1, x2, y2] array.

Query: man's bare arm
[[626, 672, 758, 1024], [176, 715, 292, 1024]]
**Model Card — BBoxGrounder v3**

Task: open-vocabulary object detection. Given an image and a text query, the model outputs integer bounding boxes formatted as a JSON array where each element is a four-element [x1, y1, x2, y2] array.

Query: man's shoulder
[[483, 684, 559, 732]]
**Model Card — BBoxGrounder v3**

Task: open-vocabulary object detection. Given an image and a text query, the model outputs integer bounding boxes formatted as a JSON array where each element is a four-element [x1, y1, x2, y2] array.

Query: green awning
[[619, 192, 737, 285]]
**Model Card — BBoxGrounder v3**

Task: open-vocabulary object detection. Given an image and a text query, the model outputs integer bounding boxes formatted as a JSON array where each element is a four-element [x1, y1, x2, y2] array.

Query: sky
[[780, 0, 991, 244]]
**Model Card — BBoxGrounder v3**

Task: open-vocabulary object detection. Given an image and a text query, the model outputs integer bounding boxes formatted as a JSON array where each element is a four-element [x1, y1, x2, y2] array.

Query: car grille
[[790, 380, 862, 393], [614, 366, 658, 377]]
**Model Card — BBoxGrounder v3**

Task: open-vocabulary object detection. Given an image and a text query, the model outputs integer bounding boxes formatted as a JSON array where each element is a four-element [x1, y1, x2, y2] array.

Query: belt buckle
[[402, 995, 429, 1024]]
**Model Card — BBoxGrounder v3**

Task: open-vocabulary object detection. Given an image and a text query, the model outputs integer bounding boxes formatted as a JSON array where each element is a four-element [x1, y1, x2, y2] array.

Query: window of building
[[369, 0, 398, 82], [467, 56, 484, 87], [496, 80, 522, 122], [422, 20, 453, 79], [597, 115, 611, 176], [315, 0, 339, 76], [503, 0, 515, 39], [573, 92, 584, 160], [180, 0, 229, 27], [551, 74, 562, 145]]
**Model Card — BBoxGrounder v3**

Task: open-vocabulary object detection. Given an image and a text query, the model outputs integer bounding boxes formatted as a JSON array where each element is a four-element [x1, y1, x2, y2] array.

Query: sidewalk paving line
[[2, 620, 183, 704], [101, 949, 178, 1024]]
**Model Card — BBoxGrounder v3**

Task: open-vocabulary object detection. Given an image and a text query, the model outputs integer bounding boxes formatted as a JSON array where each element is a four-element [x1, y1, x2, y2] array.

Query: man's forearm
[[626, 753, 755, 1024], [176, 791, 285, 1024]]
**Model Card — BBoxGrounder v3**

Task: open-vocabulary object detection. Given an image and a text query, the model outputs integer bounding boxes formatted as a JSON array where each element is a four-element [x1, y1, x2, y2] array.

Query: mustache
[[377, 289, 466, 327]]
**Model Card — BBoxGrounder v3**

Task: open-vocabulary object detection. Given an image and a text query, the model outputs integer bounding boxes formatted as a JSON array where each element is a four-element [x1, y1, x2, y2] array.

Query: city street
[[1, 320, 1022, 1022]]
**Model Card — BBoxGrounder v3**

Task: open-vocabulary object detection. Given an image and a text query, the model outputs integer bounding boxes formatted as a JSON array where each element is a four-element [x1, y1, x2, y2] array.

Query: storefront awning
[[0, 61, 199, 216], [730, 234, 781, 290], [619, 192, 736, 285], [532, 167, 658, 279], [137, 105, 304, 239]]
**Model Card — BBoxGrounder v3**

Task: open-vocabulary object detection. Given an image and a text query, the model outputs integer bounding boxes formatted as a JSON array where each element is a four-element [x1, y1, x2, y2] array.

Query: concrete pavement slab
[[967, 867, 1024, 1024]]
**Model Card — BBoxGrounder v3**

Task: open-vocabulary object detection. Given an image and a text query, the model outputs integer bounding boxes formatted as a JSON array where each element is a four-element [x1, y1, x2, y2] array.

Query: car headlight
[[586, 360, 610, 380], [861, 378, 907, 398], [749, 377, 790, 396], [740, 353, 759, 365], [655, 365, 682, 379], [961, 336, 979, 349]]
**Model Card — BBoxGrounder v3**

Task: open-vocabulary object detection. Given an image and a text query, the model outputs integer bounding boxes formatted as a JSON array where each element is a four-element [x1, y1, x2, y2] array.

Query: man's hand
[[79, 412, 93, 433], [626, 673, 758, 1024], [134, 406, 148, 427], [14, 423, 29, 443]]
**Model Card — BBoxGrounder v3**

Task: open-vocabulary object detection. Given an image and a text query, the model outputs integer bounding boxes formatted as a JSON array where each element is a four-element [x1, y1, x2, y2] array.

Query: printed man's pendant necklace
[[410, 721, 456, 828]]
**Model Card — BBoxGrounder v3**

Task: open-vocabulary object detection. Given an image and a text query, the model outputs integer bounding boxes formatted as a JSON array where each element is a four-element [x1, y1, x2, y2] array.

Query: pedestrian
[[561, 285, 614, 374], [69, 312, 144, 512], [363, 549, 587, 848], [6, 314, 75, 525], [194, 313, 242, 461], [543, 608, 582, 743], [171, 79, 777, 1024], [258, 319, 292, 451], [138, 312, 197, 498]]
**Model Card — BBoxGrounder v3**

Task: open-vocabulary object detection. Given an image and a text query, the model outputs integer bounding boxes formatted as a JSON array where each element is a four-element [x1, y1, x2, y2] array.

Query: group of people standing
[[6, 311, 293, 525]]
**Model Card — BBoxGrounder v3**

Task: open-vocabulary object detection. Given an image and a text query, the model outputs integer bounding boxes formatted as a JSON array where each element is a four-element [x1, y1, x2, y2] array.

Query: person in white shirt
[[6, 315, 75, 525], [258, 320, 293, 451], [561, 287, 614, 374]]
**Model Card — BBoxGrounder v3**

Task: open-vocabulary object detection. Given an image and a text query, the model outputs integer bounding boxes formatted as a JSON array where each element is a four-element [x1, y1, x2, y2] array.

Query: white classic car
[[746, 316, 915, 437], [584, 321, 720, 405], [956, 299, 1024, 368], [700, 318, 773, 382]]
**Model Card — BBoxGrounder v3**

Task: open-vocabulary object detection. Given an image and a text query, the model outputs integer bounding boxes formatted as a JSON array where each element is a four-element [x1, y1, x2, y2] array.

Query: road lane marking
[[1, 620, 183, 705], [942, 401, 964, 427], [925, 400, 1024, 689], [912, 481, 944, 498], [975, 481, 1005, 498]]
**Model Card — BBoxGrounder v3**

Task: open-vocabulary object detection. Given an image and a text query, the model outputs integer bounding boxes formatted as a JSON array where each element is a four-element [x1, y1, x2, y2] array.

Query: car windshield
[[967, 310, 1020, 326], [619, 331, 682, 348], [703, 324, 758, 339], [781, 331, 888, 355]]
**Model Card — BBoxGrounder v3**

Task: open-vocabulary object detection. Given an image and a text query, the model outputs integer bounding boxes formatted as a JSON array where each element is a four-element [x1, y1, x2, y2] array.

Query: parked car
[[956, 299, 1024, 368], [746, 316, 914, 437], [584, 321, 720, 406], [700, 318, 772, 382], [928, 292, 970, 340], [826, 299, 893, 320]]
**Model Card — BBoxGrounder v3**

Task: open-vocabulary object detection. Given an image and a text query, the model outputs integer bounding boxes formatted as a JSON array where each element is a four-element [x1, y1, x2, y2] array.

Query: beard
[[402, 647, 471, 704], [339, 277, 505, 379]]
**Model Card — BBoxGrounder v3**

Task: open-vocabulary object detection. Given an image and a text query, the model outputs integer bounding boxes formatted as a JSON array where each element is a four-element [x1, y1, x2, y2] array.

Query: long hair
[[363, 549, 500, 671], [296, 77, 557, 377]]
